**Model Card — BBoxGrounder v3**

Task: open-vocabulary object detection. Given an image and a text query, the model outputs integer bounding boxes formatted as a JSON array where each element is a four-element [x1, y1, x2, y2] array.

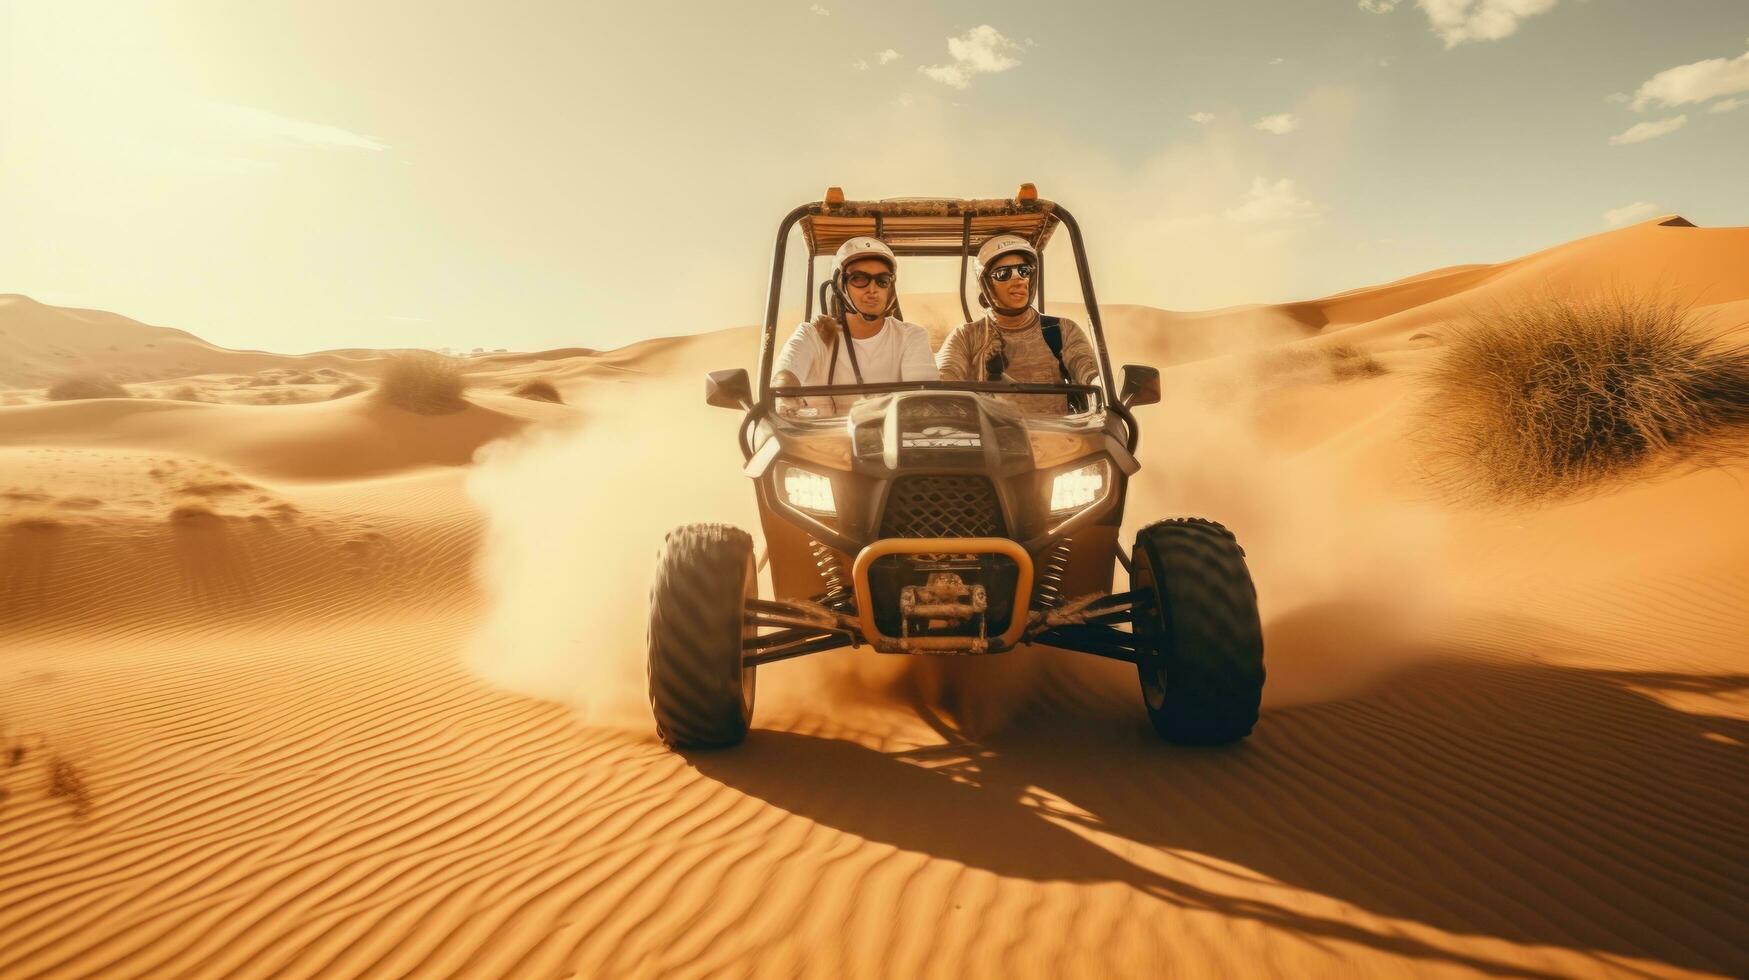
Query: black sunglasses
[[844, 271, 895, 288], [988, 263, 1034, 283]]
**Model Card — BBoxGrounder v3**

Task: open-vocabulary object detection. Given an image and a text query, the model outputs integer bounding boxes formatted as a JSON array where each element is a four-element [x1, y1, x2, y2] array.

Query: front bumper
[[850, 537, 1034, 654]]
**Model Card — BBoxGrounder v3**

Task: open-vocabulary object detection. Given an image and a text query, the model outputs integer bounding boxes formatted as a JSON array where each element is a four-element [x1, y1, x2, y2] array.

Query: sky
[[2, 0, 1745, 354]]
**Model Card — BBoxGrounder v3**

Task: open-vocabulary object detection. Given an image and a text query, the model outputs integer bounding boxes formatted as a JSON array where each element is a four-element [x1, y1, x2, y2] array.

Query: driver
[[936, 234, 1100, 414], [772, 236, 938, 415]]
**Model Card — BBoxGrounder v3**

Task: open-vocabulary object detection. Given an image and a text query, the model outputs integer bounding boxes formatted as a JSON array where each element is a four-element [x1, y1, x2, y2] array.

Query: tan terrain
[[2, 217, 1746, 978]]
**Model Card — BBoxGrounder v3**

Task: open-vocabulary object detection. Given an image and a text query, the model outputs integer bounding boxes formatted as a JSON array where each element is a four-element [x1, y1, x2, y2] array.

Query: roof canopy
[[799, 194, 1061, 259]]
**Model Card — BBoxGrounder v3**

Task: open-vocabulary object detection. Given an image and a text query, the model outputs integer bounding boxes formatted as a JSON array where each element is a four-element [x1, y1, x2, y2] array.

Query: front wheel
[[647, 523, 757, 748], [1131, 518, 1265, 745]]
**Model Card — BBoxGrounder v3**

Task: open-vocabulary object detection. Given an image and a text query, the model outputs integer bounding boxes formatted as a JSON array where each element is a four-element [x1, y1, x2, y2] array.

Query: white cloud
[[1226, 177, 1323, 223], [1189, 111, 1216, 124], [1710, 96, 1745, 114], [852, 58, 868, 71], [1359, 0, 1401, 12], [1628, 41, 1749, 111], [207, 103, 385, 151], [1608, 114, 1688, 145], [921, 66, 972, 89], [808, 3, 829, 15], [1253, 113, 1299, 134], [1603, 202, 1659, 226], [1416, 0, 1561, 48], [1269, 57, 1285, 65], [920, 24, 1023, 89], [876, 49, 901, 65]]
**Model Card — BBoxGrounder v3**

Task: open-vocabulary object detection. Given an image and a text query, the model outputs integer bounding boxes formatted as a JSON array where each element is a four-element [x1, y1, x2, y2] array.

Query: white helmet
[[975, 233, 1037, 275], [974, 233, 1039, 314], [834, 236, 896, 274], [830, 236, 898, 323]]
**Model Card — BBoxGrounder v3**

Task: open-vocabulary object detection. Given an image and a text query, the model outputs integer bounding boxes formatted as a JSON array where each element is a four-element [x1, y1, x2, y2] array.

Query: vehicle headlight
[[1049, 459, 1108, 515], [779, 463, 837, 516]]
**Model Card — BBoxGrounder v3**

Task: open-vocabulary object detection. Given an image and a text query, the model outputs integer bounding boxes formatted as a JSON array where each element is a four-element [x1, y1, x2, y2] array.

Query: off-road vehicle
[[648, 185, 1264, 747]]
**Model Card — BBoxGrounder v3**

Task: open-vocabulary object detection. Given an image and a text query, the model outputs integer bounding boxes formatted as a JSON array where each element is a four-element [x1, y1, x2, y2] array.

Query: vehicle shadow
[[688, 612, 1749, 977]]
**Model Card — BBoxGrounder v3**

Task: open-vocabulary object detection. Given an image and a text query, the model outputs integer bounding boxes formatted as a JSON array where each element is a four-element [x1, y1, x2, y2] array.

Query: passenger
[[772, 236, 938, 415], [936, 234, 1100, 414]]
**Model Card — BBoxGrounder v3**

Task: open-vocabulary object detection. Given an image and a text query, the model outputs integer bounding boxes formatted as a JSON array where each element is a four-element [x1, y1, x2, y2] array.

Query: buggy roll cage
[[746, 184, 1140, 454]]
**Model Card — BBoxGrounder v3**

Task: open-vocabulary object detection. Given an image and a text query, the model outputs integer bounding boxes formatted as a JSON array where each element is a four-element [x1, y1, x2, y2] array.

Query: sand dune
[[3, 220, 1747, 978]]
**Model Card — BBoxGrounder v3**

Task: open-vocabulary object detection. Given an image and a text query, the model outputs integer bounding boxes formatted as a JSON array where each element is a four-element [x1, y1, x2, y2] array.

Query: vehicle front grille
[[879, 476, 1005, 539]]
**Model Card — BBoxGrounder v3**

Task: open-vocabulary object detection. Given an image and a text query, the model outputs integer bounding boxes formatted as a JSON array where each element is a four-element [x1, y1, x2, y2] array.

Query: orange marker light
[[1016, 182, 1038, 201], [824, 186, 845, 205]]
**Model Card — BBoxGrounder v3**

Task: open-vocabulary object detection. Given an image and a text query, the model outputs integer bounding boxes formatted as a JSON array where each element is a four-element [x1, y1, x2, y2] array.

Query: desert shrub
[[510, 378, 564, 404], [1255, 342, 1387, 385], [375, 352, 468, 414], [1326, 344, 1389, 381], [166, 384, 209, 402], [47, 374, 129, 401], [169, 503, 218, 522], [1421, 293, 1749, 501]]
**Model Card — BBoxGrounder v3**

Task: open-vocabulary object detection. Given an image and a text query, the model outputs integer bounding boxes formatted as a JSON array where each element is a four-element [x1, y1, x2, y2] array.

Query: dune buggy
[[648, 185, 1264, 747]]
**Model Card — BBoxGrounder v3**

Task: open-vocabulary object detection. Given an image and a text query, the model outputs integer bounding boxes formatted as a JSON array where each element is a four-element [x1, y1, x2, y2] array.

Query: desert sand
[[2, 216, 1746, 978]]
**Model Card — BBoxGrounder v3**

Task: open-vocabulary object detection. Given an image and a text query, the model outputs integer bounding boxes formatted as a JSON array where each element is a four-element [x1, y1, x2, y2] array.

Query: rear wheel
[[1131, 518, 1265, 745], [647, 523, 757, 748]]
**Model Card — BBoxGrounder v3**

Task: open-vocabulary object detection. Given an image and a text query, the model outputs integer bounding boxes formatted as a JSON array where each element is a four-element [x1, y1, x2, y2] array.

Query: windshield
[[757, 202, 1116, 406]]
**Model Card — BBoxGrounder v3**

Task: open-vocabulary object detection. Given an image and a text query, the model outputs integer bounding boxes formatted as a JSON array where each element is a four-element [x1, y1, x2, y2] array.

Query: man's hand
[[772, 369, 803, 417]]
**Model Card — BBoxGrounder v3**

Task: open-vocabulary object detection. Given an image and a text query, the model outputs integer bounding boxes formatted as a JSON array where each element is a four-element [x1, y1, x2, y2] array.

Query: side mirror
[[1119, 364, 1160, 408], [705, 368, 754, 410]]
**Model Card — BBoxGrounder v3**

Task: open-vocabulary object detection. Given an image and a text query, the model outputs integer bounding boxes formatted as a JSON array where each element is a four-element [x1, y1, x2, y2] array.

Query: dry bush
[[510, 378, 564, 404], [47, 373, 129, 401], [165, 384, 210, 402], [1326, 343, 1388, 381], [170, 503, 218, 522], [375, 352, 468, 414], [1421, 293, 1749, 501], [1255, 342, 1387, 386]]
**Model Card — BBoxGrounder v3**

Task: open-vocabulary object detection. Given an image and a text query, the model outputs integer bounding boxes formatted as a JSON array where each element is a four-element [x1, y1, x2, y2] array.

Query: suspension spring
[[1035, 538, 1073, 608], [810, 539, 850, 605]]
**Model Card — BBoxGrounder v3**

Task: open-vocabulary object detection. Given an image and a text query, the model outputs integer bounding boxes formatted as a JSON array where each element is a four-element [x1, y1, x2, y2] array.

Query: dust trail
[[464, 387, 756, 726], [463, 387, 931, 728], [1125, 357, 1454, 708]]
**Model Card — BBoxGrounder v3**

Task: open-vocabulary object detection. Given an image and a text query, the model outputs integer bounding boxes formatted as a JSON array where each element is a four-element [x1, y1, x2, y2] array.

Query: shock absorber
[[1035, 538, 1073, 608], [810, 538, 851, 607]]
